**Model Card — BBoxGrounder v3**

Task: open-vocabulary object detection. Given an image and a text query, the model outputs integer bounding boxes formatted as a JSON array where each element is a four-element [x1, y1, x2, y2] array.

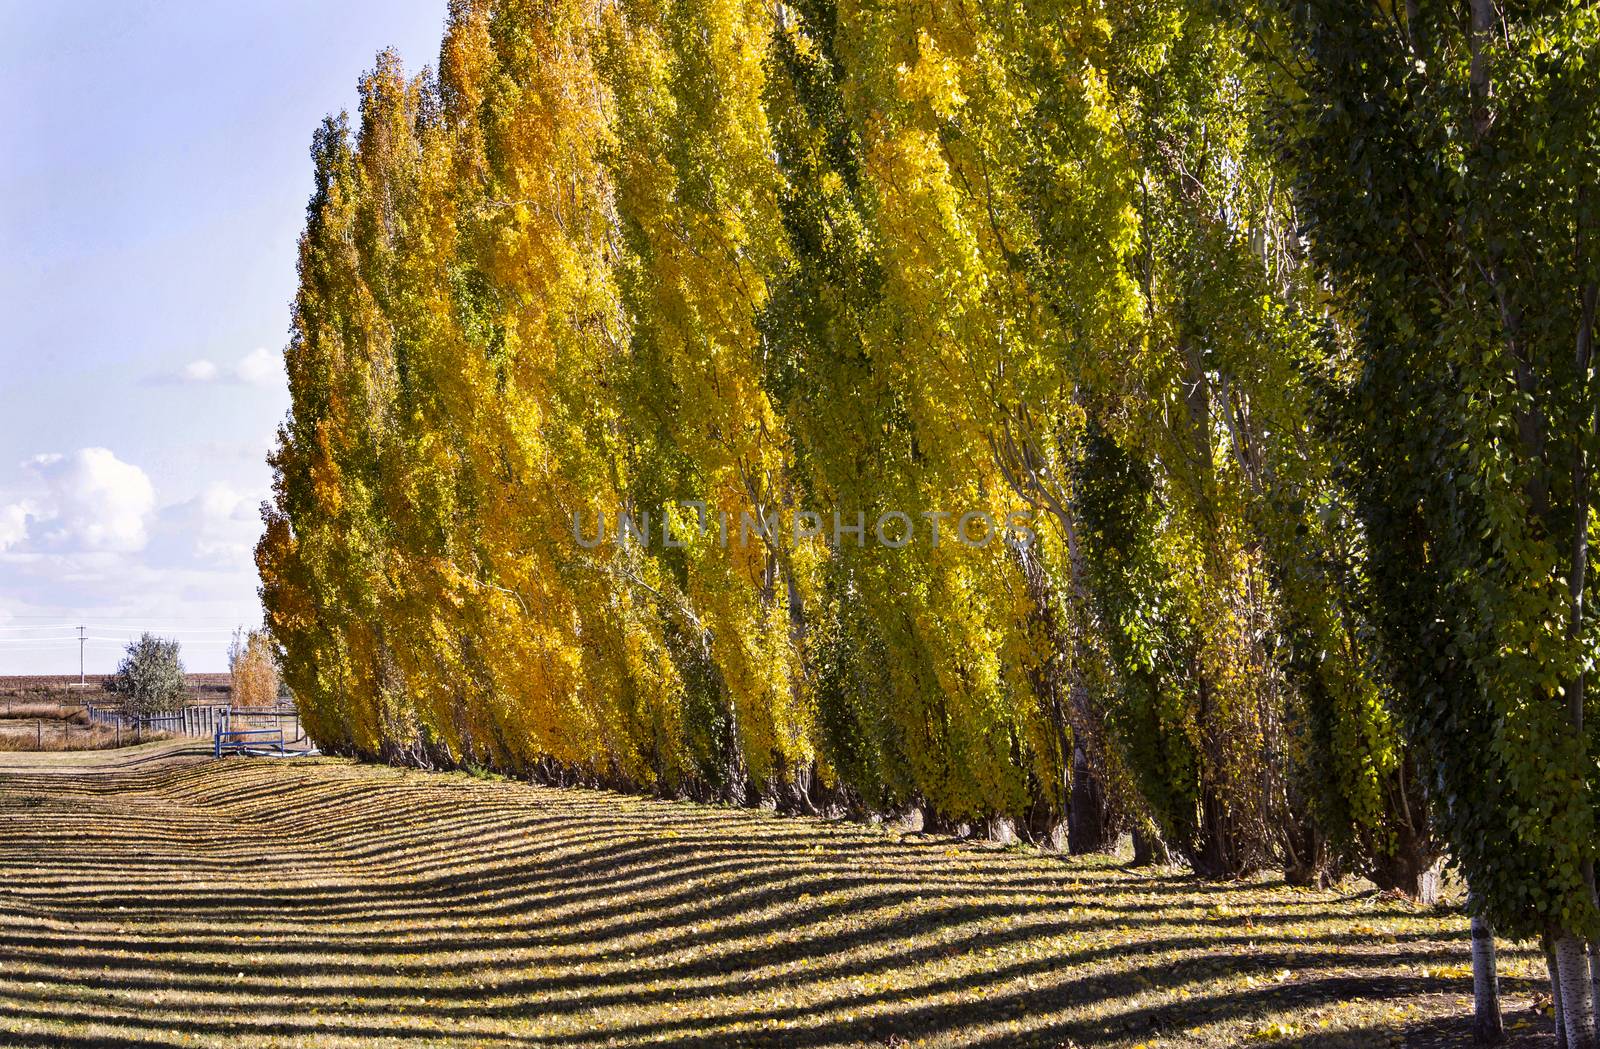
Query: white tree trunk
[[1587, 940, 1600, 1049], [987, 815, 1018, 846], [1556, 934, 1596, 1048], [1551, 940, 1570, 1049], [1470, 910, 1503, 1043], [1591, 940, 1600, 1049], [1416, 857, 1444, 906]]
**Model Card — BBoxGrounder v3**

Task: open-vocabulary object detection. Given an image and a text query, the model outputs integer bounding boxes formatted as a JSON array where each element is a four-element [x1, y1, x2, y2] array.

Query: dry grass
[[0, 673, 230, 693], [0, 674, 232, 710], [0, 699, 160, 752], [0, 700, 89, 722], [0, 757, 1560, 1049], [0, 674, 115, 698], [0, 719, 167, 752]]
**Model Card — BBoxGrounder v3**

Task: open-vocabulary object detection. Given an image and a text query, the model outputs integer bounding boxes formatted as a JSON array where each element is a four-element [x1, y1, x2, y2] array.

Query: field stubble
[[0, 756, 1558, 1048]]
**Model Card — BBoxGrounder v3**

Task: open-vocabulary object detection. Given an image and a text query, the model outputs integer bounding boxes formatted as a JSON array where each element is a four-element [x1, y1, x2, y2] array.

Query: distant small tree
[[228, 628, 280, 708], [108, 634, 186, 714]]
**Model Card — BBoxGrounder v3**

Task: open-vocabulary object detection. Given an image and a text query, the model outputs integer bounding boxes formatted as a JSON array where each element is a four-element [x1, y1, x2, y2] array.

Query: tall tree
[[1275, 0, 1600, 1040]]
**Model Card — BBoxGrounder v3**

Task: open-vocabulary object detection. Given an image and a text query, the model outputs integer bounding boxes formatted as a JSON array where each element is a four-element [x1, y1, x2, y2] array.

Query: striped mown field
[[0, 755, 1555, 1048]]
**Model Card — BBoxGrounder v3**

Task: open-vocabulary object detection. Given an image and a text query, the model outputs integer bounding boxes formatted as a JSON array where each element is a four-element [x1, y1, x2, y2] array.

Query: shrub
[[228, 628, 281, 708], [108, 634, 186, 714]]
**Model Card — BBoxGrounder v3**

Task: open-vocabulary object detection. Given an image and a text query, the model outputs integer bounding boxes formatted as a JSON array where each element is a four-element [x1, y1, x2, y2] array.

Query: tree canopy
[[260, 1, 1600, 1041]]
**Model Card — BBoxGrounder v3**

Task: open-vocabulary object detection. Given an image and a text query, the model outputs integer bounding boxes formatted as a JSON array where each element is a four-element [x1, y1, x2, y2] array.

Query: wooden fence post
[[36, 720, 41, 750]]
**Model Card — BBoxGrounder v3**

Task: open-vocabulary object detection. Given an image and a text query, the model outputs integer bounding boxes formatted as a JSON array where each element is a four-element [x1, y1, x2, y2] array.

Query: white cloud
[[146, 481, 265, 569], [0, 464, 265, 674], [21, 448, 156, 552], [191, 481, 262, 564], [181, 359, 220, 382], [234, 346, 282, 387], [0, 551, 262, 673], [0, 502, 31, 551], [161, 348, 283, 388]]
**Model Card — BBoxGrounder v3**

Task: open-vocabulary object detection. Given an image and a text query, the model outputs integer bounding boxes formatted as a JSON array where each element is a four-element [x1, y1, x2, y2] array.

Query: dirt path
[[0, 757, 1555, 1048]]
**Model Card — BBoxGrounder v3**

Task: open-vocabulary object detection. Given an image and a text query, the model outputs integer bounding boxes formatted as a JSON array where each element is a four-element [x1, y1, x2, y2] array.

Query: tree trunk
[[1190, 783, 1248, 878], [1415, 857, 1444, 907], [1365, 784, 1441, 902], [1556, 934, 1595, 1048], [1549, 938, 1570, 1049], [1591, 939, 1600, 1049], [1284, 834, 1329, 889], [987, 815, 1018, 846], [1470, 907, 1503, 1044], [1068, 745, 1116, 854], [1005, 535, 1117, 855], [1132, 823, 1171, 866]]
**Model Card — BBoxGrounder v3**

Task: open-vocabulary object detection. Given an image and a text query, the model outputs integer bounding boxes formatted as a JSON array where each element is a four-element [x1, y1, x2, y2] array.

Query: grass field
[[0, 698, 173, 752], [0, 674, 231, 712], [0, 752, 1558, 1048]]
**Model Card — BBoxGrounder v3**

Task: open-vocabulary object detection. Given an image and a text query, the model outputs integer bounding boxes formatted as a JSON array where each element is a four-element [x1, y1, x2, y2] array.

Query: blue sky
[[0, 1, 448, 672]]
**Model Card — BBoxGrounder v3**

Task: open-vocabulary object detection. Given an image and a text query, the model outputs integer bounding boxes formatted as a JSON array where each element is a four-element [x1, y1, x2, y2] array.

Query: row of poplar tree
[[259, 0, 1600, 1041]]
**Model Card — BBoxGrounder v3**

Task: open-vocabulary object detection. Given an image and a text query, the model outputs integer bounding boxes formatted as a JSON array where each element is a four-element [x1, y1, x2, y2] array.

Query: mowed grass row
[[0, 759, 1554, 1048]]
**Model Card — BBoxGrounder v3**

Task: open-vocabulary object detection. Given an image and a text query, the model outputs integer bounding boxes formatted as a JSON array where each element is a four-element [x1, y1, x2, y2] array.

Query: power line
[[0, 637, 237, 645], [0, 624, 244, 631], [0, 626, 246, 636], [0, 610, 254, 617]]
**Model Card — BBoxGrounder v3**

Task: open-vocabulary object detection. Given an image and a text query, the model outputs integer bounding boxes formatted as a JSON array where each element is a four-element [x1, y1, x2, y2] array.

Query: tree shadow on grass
[[0, 759, 1545, 1049]]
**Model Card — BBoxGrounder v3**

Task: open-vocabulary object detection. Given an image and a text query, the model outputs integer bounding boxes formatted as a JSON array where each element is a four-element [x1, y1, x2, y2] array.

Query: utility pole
[[78, 625, 86, 686]]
